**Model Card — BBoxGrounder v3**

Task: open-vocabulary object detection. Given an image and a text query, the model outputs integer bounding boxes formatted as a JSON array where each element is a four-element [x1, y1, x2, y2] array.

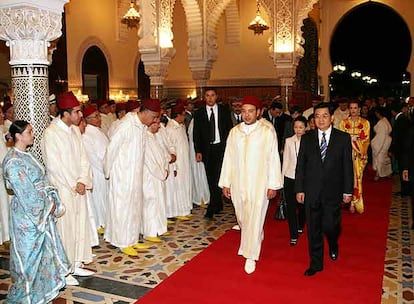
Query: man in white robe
[[42, 91, 94, 277], [104, 99, 161, 257], [97, 99, 112, 135], [165, 104, 192, 220], [333, 97, 350, 129], [219, 96, 283, 274], [0, 109, 9, 246], [82, 106, 109, 235], [142, 122, 170, 243]]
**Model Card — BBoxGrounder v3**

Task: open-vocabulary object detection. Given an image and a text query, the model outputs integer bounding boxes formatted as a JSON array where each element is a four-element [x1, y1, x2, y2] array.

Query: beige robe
[[42, 119, 93, 265], [219, 120, 283, 261], [371, 117, 393, 177], [104, 112, 146, 248]]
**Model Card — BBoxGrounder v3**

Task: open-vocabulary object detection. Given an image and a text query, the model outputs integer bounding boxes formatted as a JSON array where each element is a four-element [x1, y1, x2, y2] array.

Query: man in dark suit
[[389, 103, 411, 196], [230, 98, 243, 127], [262, 101, 291, 151], [295, 102, 353, 276], [193, 87, 232, 219]]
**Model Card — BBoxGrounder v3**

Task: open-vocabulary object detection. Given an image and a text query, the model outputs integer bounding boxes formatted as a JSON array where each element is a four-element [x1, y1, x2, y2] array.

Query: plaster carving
[[0, 6, 63, 64], [224, 0, 241, 45], [137, 0, 157, 51]]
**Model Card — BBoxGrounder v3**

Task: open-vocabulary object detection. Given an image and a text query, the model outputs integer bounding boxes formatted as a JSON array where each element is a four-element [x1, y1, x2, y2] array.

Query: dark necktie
[[320, 132, 327, 162], [209, 108, 216, 143], [236, 115, 241, 124]]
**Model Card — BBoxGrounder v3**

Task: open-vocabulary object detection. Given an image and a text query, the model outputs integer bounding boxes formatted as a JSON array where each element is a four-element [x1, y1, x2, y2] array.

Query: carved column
[[137, 0, 175, 99], [0, 0, 68, 161]]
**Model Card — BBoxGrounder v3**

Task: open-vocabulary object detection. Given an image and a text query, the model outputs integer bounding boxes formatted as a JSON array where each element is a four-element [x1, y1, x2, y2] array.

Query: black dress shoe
[[304, 268, 322, 276], [204, 213, 213, 220], [329, 248, 339, 260]]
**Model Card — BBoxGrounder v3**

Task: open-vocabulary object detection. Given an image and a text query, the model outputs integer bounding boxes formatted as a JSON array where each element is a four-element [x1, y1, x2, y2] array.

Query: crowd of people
[[0, 90, 414, 301]]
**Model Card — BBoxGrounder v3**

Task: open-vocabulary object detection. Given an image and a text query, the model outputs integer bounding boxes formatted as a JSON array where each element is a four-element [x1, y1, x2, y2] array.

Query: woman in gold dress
[[339, 100, 370, 213]]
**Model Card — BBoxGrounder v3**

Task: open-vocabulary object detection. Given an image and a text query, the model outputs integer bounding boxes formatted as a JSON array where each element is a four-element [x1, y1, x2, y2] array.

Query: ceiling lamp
[[122, 0, 140, 28], [248, 0, 269, 35]]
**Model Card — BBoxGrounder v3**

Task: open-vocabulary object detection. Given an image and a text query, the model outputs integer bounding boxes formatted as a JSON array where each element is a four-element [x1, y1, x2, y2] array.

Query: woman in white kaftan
[[104, 112, 147, 249], [371, 108, 393, 178], [42, 118, 93, 266], [219, 116, 283, 263], [188, 119, 210, 206], [142, 123, 169, 239], [165, 118, 192, 218], [82, 124, 109, 232]]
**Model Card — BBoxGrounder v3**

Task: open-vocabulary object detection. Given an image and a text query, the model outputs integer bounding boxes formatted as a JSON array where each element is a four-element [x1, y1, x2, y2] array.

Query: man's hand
[[75, 182, 86, 195], [402, 170, 409, 181], [296, 192, 305, 204], [267, 189, 277, 200], [222, 187, 231, 199], [169, 154, 177, 164], [196, 153, 203, 162]]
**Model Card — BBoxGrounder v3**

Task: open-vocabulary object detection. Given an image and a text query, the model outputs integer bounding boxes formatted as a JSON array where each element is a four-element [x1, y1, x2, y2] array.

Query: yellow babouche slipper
[[161, 231, 171, 236], [176, 216, 190, 221], [97, 227, 105, 235], [185, 214, 193, 218], [145, 236, 162, 243], [133, 242, 150, 250], [121, 246, 138, 256], [200, 201, 208, 209], [167, 219, 175, 225]]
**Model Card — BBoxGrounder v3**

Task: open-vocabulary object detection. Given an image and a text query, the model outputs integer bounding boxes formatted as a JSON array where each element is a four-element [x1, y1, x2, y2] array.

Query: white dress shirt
[[206, 104, 221, 144]]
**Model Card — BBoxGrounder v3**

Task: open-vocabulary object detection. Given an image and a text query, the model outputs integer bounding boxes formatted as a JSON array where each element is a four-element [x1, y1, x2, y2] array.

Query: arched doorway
[[137, 60, 150, 99], [82, 46, 109, 100], [329, 2, 412, 98]]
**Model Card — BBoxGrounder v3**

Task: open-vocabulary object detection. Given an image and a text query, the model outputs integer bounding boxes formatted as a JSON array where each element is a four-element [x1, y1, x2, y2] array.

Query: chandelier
[[122, 0, 140, 28], [248, 0, 269, 35]]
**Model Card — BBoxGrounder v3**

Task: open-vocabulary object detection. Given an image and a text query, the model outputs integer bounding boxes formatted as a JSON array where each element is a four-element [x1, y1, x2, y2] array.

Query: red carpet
[[137, 169, 391, 304]]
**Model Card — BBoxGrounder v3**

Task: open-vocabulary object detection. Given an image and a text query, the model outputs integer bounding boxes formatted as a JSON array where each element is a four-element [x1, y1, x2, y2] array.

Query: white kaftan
[[103, 112, 147, 248], [42, 119, 93, 265], [188, 119, 210, 205], [165, 119, 192, 217], [82, 124, 109, 229], [142, 131, 169, 237], [371, 117, 393, 177], [219, 120, 283, 261], [0, 129, 9, 244]]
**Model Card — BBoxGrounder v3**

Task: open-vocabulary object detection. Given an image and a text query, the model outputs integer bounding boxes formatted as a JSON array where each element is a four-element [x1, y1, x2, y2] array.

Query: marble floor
[[0, 177, 412, 303]]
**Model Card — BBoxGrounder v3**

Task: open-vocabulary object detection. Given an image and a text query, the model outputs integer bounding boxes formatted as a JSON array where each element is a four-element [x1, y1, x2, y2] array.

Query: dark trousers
[[204, 143, 225, 217], [306, 199, 341, 270], [284, 177, 305, 239]]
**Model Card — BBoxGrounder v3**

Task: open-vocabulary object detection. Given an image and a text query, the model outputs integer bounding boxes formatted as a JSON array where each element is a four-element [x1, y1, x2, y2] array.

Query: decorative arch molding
[[75, 36, 113, 86], [180, 0, 203, 60], [295, 0, 319, 57], [224, 0, 240, 45]]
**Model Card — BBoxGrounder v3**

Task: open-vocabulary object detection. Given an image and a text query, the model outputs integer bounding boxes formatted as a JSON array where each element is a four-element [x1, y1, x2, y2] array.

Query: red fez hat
[[116, 102, 127, 112], [57, 91, 80, 110], [289, 98, 299, 105], [242, 96, 261, 109], [142, 98, 161, 112], [83, 105, 98, 118], [2, 102, 13, 113], [172, 103, 185, 114], [127, 100, 140, 112], [96, 99, 107, 108]]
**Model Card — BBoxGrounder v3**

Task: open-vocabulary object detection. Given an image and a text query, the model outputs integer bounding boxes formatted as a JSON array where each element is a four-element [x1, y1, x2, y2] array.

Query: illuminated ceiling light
[[122, 0, 140, 28], [248, 0, 269, 35]]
